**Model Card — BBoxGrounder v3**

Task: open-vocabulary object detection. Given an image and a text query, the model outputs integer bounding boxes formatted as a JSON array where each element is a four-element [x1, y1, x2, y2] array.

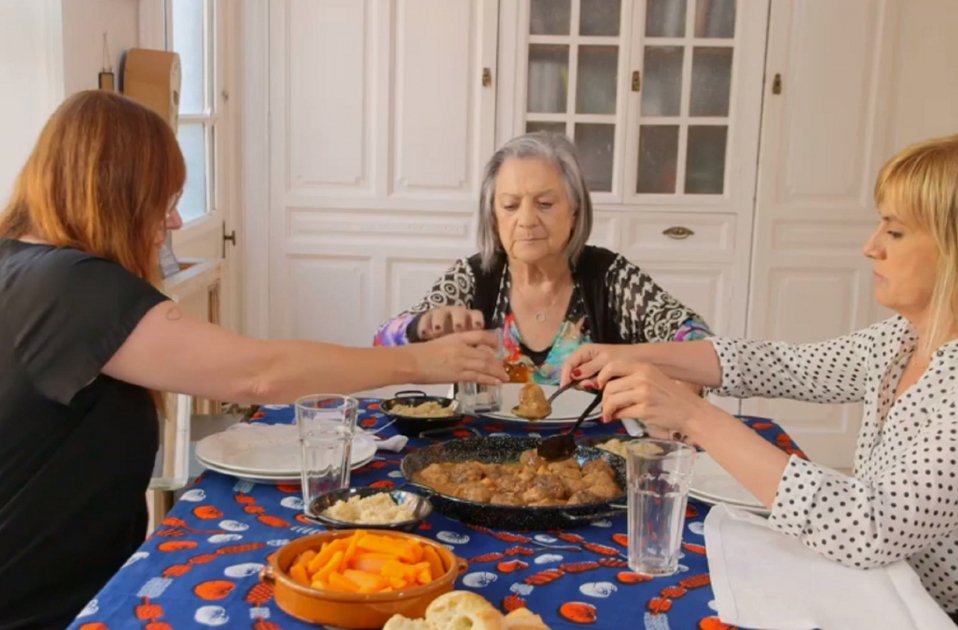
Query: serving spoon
[[536, 390, 604, 461]]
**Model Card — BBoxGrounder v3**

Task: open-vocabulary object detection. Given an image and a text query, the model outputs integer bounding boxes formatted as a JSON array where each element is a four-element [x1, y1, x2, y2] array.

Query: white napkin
[[704, 504, 953, 630], [371, 434, 408, 452]]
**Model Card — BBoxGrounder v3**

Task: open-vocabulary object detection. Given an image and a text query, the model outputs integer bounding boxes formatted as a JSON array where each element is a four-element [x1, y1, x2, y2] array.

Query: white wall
[[60, 0, 139, 96], [887, 0, 958, 153], [0, 0, 63, 201], [0, 0, 140, 201]]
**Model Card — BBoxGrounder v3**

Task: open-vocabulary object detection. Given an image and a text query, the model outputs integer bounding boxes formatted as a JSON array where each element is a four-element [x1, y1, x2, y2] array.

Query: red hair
[[0, 90, 186, 283]]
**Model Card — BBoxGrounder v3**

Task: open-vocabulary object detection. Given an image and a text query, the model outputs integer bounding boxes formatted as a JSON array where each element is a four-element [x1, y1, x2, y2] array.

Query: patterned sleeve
[[606, 255, 713, 343], [707, 321, 882, 403], [767, 404, 958, 569], [373, 258, 476, 346]]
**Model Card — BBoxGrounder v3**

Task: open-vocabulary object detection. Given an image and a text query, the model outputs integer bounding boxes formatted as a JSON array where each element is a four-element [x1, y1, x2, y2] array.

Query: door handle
[[662, 226, 694, 240]]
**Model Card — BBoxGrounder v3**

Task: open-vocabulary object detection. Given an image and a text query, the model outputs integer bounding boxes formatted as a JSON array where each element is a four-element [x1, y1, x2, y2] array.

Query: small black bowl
[[381, 390, 463, 437], [306, 487, 433, 532]]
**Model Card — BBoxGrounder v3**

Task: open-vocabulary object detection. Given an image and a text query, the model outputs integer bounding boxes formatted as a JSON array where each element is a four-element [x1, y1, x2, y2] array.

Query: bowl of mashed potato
[[309, 487, 433, 532], [381, 390, 464, 437]]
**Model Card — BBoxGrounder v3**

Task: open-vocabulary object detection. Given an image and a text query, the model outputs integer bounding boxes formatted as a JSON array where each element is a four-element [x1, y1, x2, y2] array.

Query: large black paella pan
[[400, 436, 626, 530]]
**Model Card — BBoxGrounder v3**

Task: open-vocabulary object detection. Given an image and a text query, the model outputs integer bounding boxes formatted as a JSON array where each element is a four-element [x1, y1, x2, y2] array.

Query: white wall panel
[[287, 208, 471, 247], [386, 259, 456, 315], [286, 256, 372, 346], [391, 0, 487, 196], [773, 1, 881, 208], [286, 0, 369, 191]]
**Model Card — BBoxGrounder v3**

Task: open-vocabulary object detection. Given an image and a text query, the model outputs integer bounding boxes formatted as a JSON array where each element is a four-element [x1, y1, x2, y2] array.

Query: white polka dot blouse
[[710, 316, 958, 614]]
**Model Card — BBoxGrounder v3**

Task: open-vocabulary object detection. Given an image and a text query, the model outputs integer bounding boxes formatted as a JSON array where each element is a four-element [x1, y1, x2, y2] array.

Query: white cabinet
[[263, 0, 498, 345], [496, 0, 768, 347], [242, 0, 958, 466], [744, 0, 894, 466]]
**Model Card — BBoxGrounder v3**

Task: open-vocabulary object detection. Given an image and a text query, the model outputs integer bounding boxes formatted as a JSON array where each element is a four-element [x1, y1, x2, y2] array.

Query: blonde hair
[[874, 134, 958, 350], [0, 90, 186, 283]]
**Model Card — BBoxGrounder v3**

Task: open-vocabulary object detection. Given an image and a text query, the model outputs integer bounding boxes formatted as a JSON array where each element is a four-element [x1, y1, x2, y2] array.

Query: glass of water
[[626, 438, 697, 575], [295, 394, 358, 521]]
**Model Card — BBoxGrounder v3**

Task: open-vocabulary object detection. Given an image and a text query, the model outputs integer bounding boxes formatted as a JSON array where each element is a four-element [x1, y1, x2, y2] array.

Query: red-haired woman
[[0, 91, 506, 628]]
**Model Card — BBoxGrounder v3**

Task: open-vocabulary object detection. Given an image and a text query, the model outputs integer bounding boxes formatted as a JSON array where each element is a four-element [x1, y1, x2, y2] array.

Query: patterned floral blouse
[[375, 252, 711, 384], [710, 316, 958, 613]]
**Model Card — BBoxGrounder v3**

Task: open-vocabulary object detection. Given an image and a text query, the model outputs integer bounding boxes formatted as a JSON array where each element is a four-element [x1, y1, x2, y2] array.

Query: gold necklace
[[511, 280, 564, 323]]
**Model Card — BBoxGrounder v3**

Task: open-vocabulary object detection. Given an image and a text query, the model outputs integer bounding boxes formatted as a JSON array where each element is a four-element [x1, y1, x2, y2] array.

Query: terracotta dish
[[261, 529, 466, 628]]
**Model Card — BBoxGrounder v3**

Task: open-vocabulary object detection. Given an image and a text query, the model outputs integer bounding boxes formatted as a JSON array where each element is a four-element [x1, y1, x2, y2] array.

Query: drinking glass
[[626, 438, 697, 575], [295, 394, 358, 521], [457, 328, 506, 413]]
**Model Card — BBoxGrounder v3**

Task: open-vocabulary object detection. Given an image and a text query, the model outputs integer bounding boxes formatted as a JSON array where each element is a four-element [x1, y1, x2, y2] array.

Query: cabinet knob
[[772, 73, 782, 95], [482, 67, 492, 87], [663, 226, 694, 240]]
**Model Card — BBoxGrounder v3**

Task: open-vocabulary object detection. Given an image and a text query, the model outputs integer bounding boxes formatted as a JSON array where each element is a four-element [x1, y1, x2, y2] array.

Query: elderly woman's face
[[862, 204, 938, 318], [493, 157, 575, 265]]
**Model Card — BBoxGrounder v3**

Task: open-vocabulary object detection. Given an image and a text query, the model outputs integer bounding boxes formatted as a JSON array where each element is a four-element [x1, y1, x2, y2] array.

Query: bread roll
[[382, 591, 550, 630], [503, 607, 550, 630], [382, 615, 425, 630], [425, 591, 504, 630]]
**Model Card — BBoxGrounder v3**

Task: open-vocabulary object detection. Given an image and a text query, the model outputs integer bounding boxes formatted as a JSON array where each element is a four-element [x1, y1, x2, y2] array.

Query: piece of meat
[[567, 489, 601, 504], [533, 473, 568, 501], [512, 383, 551, 420], [455, 482, 492, 503], [449, 463, 484, 484], [489, 492, 523, 505]]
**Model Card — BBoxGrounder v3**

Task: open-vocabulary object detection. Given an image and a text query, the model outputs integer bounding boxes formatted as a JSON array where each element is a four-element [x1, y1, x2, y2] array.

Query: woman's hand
[[596, 361, 711, 436], [408, 330, 507, 385], [417, 306, 485, 341], [560, 343, 643, 388]]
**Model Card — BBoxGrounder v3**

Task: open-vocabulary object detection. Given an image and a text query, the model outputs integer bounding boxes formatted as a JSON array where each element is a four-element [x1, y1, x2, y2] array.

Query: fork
[[537, 390, 604, 461], [545, 377, 586, 407]]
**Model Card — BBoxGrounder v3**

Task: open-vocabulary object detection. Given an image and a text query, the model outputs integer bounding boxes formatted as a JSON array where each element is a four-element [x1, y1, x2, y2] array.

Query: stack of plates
[[195, 424, 377, 485], [689, 453, 770, 516]]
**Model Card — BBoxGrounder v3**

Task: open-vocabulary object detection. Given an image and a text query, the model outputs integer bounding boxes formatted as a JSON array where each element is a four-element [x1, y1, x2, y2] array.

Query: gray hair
[[477, 131, 593, 272]]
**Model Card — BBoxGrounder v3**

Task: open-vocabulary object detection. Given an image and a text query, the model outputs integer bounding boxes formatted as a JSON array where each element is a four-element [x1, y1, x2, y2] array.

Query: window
[[167, 0, 217, 222]]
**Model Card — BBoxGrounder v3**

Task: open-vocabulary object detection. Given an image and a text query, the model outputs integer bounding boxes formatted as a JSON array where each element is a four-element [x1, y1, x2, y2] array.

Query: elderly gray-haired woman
[[374, 131, 711, 384]]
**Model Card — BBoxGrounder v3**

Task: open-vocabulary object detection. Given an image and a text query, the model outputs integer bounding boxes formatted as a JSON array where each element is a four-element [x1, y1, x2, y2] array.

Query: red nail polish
[[571, 368, 581, 378]]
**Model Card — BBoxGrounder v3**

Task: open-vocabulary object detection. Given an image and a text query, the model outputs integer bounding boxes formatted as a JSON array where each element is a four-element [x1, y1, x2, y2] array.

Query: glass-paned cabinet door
[[516, 0, 741, 203], [632, 0, 736, 197], [523, 0, 628, 194]]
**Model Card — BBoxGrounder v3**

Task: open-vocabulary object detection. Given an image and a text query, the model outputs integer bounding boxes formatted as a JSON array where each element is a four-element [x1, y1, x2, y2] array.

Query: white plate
[[480, 383, 602, 425], [689, 452, 768, 513], [195, 424, 376, 476], [196, 449, 377, 485]]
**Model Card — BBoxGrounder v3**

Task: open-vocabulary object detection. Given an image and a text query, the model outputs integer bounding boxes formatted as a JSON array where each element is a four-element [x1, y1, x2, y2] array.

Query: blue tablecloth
[[69, 401, 805, 630]]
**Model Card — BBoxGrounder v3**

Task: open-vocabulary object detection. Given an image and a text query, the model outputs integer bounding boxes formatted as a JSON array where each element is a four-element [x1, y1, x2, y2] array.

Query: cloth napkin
[[370, 434, 407, 452], [704, 503, 953, 630]]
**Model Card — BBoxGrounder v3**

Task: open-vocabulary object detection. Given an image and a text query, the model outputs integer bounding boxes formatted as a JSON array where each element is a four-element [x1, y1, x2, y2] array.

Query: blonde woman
[[0, 91, 506, 628], [562, 134, 958, 620]]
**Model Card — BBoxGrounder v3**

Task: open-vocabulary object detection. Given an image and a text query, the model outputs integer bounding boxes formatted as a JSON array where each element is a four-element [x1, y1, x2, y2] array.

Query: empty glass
[[295, 394, 358, 521], [457, 328, 506, 413], [626, 438, 697, 575]]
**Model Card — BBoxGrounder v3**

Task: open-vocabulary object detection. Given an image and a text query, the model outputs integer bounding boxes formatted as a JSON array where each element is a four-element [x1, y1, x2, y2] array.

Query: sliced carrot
[[328, 572, 360, 593], [350, 554, 389, 574], [289, 562, 310, 587], [343, 569, 388, 592], [307, 541, 333, 574], [422, 545, 445, 579], [315, 550, 344, 582]]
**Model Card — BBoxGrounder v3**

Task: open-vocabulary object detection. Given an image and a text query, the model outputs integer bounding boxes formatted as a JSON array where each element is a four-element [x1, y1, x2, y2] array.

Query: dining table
[[68, 396, 806, 630]]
